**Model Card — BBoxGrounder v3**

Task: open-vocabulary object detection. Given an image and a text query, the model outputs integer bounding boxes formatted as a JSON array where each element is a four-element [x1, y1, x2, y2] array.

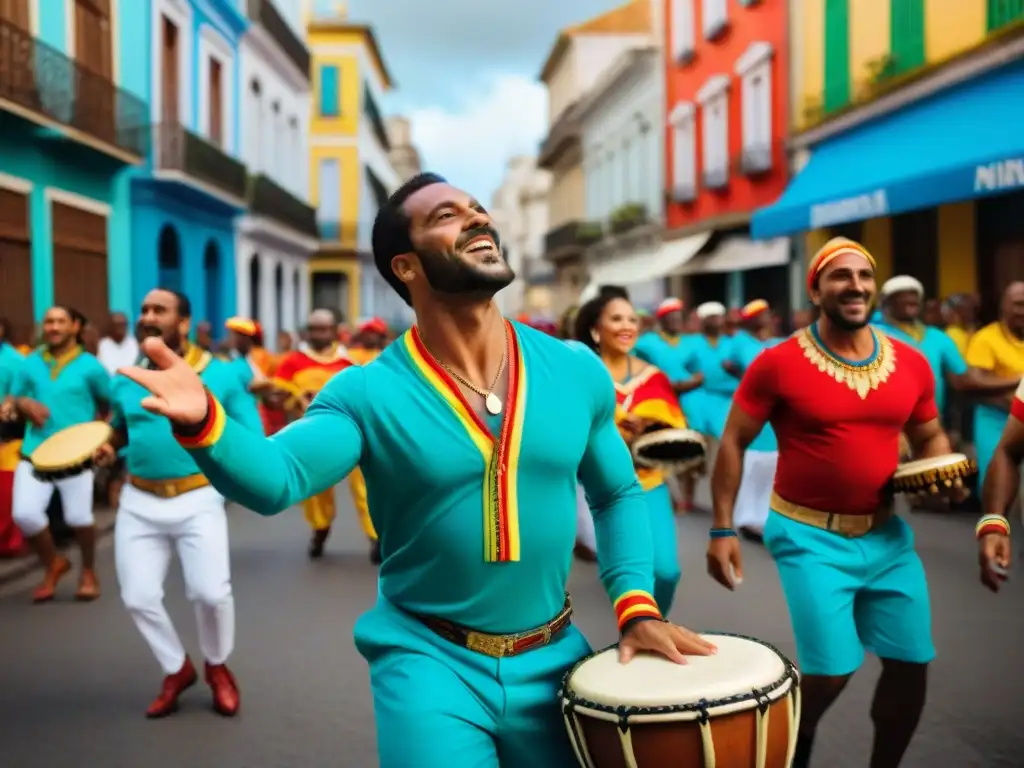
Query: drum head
[[632, 429, 706, 469], [567, 635, 790, 711], [31, 421, 113, 472], [893, 453, 970, 479]]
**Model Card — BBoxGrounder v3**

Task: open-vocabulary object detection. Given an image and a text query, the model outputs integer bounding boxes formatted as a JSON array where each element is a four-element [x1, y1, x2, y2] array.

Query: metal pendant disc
[[485, 392, 503, 415]]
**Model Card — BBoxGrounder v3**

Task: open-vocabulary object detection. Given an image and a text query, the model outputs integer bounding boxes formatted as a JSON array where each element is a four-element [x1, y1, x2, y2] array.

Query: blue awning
[[752, 61, 1024, 239]]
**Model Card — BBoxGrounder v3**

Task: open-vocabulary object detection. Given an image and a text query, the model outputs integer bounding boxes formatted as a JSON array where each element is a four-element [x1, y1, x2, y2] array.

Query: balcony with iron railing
[[537, 102, 582, 169], [152, 121, 248, 201], [543, 219, 605, 258], [0, 18, 148, 161], [247, 174, 318, 237], [247, 0, 310, 78]]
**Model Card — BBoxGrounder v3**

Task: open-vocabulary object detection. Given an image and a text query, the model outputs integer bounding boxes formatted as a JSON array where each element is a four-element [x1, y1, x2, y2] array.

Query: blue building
[[0, 0, 148, 345], [127, 0, 249, 330]]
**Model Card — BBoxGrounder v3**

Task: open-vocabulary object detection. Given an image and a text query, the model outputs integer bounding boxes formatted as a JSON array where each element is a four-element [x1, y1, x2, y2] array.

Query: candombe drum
[[891, 453, 976, 498], [631, 427, 707, 476], [560, 633, 801, 768], [30, 421, 113, 481]]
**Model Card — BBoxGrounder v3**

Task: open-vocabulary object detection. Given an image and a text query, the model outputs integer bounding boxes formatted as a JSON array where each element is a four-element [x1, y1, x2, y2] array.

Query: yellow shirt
[[945, 326, 972, 357], [965, 323, 1024, 378]]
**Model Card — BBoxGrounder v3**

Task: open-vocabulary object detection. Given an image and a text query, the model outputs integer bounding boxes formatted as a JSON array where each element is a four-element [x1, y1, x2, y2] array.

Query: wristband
[[613, 590, 661, 631], [172, 390, 225, 449], [976, 514, 1010, 540], [710, 527, 738, 539]]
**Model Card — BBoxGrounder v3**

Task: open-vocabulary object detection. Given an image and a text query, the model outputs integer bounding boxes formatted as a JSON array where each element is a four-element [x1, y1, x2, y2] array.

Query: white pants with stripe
[[12, 460, 95, 536], [115, 484, 234, 674]]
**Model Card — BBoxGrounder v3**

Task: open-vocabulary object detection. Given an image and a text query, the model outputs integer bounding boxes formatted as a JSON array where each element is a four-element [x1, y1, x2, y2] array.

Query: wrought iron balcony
[[247, 0, 310, 78], [543, 219, 603, 257], [363, 85, 390, 151], [702, 166, 729, 190], [0, 18, 148, 160], [152, 122, 248, 201], [247, 174, 318, 237], [739, 144, 774, 175], [538, 103, 581, 169]]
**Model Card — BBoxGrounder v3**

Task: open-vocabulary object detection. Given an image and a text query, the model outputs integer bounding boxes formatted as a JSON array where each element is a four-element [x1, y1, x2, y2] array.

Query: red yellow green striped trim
[[403, 321, 526, 563], [614, 589, 661, 630], [174, 392, 227, 449], [976, 514, 1010, 540]]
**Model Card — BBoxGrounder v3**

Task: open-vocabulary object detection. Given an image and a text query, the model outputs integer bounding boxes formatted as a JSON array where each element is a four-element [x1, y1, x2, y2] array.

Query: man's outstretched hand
[[118, 337, 208, 426]]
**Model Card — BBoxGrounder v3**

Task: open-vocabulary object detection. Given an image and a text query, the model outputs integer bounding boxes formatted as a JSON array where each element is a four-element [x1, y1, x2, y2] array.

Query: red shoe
[[146, 657, 197, 718], [32, 556, 71, 603], [205, 662, 240, 717]]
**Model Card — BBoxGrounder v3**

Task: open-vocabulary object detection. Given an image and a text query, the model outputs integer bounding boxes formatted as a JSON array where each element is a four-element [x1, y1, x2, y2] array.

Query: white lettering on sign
[[974, 158, 1024, 193], [810, 190, 888, 229]]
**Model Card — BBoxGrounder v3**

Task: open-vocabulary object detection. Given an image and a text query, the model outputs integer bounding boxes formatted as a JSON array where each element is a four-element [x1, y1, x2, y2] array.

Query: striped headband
[[807, 237, 876, 295], [739, 299, 769, 320]]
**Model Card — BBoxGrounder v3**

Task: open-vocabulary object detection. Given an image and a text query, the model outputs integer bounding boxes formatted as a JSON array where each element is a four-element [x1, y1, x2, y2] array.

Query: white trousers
[[12, 460, 95, 536], [733, 450, 778, 533], [575, 484, 597, 551], [115, 484, 235, 674]]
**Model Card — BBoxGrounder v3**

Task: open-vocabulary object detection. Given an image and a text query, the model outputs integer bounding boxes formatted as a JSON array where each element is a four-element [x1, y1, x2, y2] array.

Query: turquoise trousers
[[354, 596, 591, 767]]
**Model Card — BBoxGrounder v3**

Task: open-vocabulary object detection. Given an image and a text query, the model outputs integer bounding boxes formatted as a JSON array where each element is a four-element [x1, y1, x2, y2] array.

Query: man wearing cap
[[724, 299, 783, 539], [682, 302, 734, 439], [349, 318, 390, 366], [710, 238, 961, 768], [272, 308, 375, 559]]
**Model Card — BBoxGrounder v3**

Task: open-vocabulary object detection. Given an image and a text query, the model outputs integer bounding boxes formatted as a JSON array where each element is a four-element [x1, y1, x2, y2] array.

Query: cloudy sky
[[320, 0, 627, 202]]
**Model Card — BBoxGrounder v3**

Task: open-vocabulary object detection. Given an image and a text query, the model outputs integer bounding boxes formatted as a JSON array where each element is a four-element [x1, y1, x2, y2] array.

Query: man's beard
[[417, 241, 514, 299], [821, 298, 871, 331], [141, 326, 180, 352]]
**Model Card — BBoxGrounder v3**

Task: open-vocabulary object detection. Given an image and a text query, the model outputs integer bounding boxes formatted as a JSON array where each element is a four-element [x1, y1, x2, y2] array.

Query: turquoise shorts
[[763, 511, 935, 676]]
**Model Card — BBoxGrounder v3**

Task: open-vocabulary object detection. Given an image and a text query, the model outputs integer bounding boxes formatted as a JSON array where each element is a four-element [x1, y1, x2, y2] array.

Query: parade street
[[1, 484, 1022, 768]]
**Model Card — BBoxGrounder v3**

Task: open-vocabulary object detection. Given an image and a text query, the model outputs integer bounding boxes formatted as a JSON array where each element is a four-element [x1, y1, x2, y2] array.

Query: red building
[[662, 0, 792, 311]]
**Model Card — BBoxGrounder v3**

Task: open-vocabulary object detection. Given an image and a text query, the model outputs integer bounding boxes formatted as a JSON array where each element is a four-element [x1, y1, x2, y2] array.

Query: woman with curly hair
[[574, 287, 689, 613]]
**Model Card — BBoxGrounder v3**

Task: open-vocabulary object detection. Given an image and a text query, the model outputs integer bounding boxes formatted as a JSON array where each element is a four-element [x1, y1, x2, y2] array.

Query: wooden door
[[209, 58, 223, 146], [0, 0, 36, 110], [73, 0, 114, 145], [0, 187, 35, 347], [161, 16, 179, 125], [51, 202, 109, 331]]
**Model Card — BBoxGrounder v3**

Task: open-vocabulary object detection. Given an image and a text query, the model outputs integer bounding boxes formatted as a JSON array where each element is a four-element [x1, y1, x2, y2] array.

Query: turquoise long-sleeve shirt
[[111, 356, 262, 480], [0, 343, 24, 399], [10, 347, 110, 454], [182, 323, 656, 633]]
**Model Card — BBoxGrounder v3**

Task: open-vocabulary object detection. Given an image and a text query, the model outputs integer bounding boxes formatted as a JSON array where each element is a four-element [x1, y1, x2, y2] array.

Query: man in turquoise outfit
[[10, 306, 110, 602], [684, 301, 737, 441], [95, 289, 261, 719], [120, 173, 715, 767]]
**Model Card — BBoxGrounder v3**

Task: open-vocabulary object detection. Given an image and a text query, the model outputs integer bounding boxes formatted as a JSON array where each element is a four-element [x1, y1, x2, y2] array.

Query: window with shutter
[[669, 102, 696, 202], [987, 0, 1024, 31], [701, 0, 728, 40], [671, 0, 695, 62], [823, 0, 850, 113], [890, 0, 925, 74], [319, 65, 340, 117]]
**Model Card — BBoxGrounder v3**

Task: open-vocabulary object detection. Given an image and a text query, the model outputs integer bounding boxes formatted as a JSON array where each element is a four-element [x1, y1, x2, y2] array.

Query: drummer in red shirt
[[708, 237, 960, 768]]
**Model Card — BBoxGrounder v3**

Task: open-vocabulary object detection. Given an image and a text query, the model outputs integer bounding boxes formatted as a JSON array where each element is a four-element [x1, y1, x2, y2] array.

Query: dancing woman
[[575, 289, 687, 613]]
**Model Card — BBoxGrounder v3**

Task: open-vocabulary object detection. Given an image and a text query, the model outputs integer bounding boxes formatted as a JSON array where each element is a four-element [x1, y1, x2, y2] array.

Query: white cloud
[[406, 75, 548, 204]]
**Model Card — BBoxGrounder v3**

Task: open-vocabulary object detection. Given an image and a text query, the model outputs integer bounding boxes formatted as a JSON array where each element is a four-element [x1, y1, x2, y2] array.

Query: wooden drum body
[[560, 634, 800, 768], [891, 453, 975, 496], [631, 428, 706, 474]]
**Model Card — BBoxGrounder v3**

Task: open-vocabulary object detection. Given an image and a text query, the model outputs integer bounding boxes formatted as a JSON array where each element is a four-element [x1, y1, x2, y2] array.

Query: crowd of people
[[0, 171, 1017, 767]]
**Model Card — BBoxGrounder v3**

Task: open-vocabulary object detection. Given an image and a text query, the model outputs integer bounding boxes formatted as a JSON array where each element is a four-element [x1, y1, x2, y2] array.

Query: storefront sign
[[974, 157, 1024, 194], [810, 189, 888, 229]]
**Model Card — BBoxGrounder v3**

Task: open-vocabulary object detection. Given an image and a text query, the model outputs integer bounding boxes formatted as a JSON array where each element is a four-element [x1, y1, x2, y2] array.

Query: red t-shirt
[[1010, 380, 1024, 421], [733, 331, 938, 515]]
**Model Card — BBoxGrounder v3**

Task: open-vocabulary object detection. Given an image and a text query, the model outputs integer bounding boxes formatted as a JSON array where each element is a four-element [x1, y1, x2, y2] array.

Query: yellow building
[[305, 3, 404, 325], [757, 0, 1024, 311]]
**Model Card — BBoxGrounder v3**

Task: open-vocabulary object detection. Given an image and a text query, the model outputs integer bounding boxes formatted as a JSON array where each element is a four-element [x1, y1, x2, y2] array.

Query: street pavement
[[0, 480, 1022, 768]]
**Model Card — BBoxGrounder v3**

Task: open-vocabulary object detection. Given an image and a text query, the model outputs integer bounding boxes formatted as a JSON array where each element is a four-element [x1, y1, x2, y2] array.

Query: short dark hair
[[154, 288, 192, 319], [574, 287, 632, 352], [371, 172, 448, 306]]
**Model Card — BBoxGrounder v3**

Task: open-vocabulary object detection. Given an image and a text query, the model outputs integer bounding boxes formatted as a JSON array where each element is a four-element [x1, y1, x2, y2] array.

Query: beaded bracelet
[[975, 514, 1011, 540], [709, 527, 738, 539]]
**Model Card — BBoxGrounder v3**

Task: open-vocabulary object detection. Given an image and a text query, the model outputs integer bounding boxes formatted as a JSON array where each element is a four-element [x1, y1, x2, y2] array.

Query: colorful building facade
[[129, 0, 250, 330], [662, 0, 793, 312], [0, 0, 148, 345], [756, 0, 1024, 311], [306, 9, 405, 326]]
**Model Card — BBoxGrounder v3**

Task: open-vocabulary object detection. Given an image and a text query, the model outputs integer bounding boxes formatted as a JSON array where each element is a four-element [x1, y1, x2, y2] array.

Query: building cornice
[[575, 46, 658, 125], [237, 215, 320, 253]]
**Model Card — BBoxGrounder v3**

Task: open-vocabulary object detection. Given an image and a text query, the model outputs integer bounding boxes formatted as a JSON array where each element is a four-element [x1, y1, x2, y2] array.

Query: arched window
[[204, 241, 221, 329], [249, 256, 261, 321], [158, 225, 181, 291]]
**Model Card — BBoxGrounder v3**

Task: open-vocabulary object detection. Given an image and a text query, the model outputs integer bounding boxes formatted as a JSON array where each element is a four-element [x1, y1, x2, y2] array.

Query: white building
[[578, 44, 667, 308], [235, 0, 318, 349], [490, 156, 553, 316]]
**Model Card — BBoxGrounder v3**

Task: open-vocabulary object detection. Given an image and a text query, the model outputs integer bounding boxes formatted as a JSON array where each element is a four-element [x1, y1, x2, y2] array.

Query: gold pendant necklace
[[432, 324, 509, 415]]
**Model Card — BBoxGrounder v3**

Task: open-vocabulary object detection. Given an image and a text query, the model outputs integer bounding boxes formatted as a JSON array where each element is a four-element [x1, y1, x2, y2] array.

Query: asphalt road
[[0, 481, 1021, 768]]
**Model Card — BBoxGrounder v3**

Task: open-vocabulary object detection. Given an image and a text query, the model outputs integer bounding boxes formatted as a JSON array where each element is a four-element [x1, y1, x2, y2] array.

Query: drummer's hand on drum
[[620, 619, 717, 665], [17, 398, 49, 428], [93, 442, 117, 468], [706, 536, 744, 591], [979, 533, 1011, 593], [118, 337, 208, 426]]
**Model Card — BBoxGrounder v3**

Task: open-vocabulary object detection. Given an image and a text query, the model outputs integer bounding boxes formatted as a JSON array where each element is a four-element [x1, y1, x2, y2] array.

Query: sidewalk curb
[[0, 509, 116, 587]]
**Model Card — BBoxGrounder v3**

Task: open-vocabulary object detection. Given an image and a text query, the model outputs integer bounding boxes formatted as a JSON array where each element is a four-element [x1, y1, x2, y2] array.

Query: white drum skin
[[560, 634, 801, 768]]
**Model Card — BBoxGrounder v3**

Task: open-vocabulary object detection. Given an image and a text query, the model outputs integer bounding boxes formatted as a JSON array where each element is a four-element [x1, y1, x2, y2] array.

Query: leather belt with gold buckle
[[130, 473, 210, 499], [416, 596, 572, 658], [771, 491, 878, 537]]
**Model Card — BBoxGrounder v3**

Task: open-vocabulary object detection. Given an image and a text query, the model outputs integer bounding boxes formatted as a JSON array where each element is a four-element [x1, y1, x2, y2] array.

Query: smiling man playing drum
[[118, 174, 714, 767], [710, 238, 960, 768]]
